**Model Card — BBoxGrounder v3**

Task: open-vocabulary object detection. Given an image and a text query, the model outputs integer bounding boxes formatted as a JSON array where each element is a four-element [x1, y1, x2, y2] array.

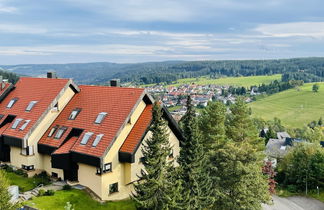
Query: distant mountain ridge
[[1, 57, 324, 85]]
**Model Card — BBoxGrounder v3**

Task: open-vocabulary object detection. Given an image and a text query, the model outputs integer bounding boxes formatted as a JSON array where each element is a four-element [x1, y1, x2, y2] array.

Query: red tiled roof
[[39, 85, 145, 157], [120, 104, 152, 154], [53, 137, 78, 155], [0, 77, 69, 139]]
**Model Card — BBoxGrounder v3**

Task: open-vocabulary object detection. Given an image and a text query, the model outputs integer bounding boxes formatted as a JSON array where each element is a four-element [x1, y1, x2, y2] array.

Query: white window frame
[[95, 112, 107, 124], [19, 120, 31, 130], [54, 127, 67, 139], [103, 162, 112, 173], [12, 118, 23, 129], [80, 132, 93, 145], [25, 101, 38, 111], [7, 98, 18, 108], [92, 134, 104, 147]]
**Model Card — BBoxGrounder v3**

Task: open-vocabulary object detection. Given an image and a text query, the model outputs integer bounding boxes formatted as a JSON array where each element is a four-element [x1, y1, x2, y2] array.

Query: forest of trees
[[133, 98, 271, 209], [2, 57, 324, 85]]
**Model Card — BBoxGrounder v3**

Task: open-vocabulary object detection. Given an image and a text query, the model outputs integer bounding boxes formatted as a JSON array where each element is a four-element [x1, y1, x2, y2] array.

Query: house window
[[169, 150, 174, 159], [103, 163, 112, 173], [54, 127, 67, 139], [0, 114, 4, 121], [92, 134, 104, 147], [48, 126, 58, 137], [26, 101, 38, 111], [80, 132, 93, 145], [109, 182, 118, 194], [68, 108, 81, 120], [12, 118, 23, 129], [95, 112, 107, 124], [19, 120, 31, 130], [7, 98, 18, 108], [52, 103, 59, 111], [96, 168, 102, 175]]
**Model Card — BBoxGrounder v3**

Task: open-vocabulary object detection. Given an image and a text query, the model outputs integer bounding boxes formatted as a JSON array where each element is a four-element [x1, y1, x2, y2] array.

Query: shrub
[[287, 185, 297, 193], [15, 169, 27, 177], [44, 189, 55, 196], [34, 171, 51, 186], [63, 184, 72, 191], [4, 165, 13, 173], [38, 189, 45, 196]]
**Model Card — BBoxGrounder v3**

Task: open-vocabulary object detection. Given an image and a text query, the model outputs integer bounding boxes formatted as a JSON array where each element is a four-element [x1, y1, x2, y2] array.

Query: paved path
[[263, 195, 324, 210]]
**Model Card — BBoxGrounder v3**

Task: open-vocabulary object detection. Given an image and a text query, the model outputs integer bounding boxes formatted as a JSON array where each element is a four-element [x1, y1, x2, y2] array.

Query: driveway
[[263, 195, 324, 210]]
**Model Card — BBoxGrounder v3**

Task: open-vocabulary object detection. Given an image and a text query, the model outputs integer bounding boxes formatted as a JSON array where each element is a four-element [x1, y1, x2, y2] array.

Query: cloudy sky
[[0, 0, 324, 64]]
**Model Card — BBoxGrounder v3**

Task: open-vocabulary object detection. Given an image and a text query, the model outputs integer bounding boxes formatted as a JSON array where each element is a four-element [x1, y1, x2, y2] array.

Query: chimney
[[47, 71, 57, 79], [110, 79, 120, 87]]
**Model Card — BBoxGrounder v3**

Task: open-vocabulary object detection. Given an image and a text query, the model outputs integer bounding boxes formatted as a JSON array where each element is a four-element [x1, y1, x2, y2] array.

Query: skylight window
[[19, 120, 30, 130], [7, 98, 18, 108], [81, 132, 93, 145], [92, 134, 104, 147], [68, 108, 81, 120], [48, 126, 58, 137], [95, 112, 107, 124], [54, 127, 67, 139], [26, 101, 38, 111], [12, 118, 23, 129]]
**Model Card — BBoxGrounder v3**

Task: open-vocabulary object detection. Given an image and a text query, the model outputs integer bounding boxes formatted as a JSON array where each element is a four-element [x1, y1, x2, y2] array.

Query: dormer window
[[68, 108, 81, 120], [48, 126, 58, 137], [26, 101, 38, 111], [7, 98, 18, 108], [81, 132, 93, 145], [12, 118, 23, 129], [95, 112, 107, 124], [92, 134, 104, 147], [54, 127, 67, 139], [19, 120, 30, 130]]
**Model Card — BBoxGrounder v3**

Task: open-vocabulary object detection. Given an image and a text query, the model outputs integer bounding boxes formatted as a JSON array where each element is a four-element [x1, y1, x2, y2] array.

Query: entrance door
[[63, 162, 78, 182]]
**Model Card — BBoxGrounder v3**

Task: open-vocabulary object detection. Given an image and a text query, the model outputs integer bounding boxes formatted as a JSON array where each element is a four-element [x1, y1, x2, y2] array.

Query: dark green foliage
[[318, 117, 323, 126], [277, 143, 324, 192], [0, 70, 19, 84], [264, 127, 277, 145], [313, 83, 320, 92], [226, 97, 260, 145], [212, 142, 270, 210], [178, 96, 214, 209], [4, 57, 324, 85], [33, 171, 51, 186], [199, 101, 226, 150], [132, 102, 180, 210], [38, 189, 45, 196], [63, 184, 72, 190], [45, 189, 55, 196], [257, 80, 300, 95]]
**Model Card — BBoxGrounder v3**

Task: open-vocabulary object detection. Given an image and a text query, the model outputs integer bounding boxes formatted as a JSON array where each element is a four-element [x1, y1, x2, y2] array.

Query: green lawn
[[167, 74, 281, 87], [249, 83, 324, 128], [4, 171, 38, 192], [168, 105, 182, 112], [24, 189, 136, 210]]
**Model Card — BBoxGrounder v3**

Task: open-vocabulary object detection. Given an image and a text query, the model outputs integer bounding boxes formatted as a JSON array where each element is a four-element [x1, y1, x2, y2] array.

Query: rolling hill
[[249, 82, 324, 128]]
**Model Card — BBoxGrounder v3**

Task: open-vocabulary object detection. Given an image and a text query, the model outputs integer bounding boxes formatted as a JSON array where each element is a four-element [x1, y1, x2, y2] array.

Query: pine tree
[[212, 142, 270, 210], [0, 170, 16, 210], [178, 95, 214, 209], [132, 102, 180, 210], [226, 97, 260, 146], [198, 101, 226, 150]]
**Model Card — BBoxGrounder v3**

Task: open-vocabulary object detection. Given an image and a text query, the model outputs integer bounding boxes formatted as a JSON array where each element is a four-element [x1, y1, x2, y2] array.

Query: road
[[263, 195, 324, 210]]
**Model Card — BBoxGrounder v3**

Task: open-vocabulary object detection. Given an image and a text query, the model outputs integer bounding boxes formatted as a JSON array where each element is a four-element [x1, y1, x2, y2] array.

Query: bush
[[287, 185, 298, 193], [4, 165, 13, 173], [63, 184, 72, 191], [44, 189, 55, 196], [34, 171, 51, 186], [38, 189, 45, 196], [15, 169, 27, 177]]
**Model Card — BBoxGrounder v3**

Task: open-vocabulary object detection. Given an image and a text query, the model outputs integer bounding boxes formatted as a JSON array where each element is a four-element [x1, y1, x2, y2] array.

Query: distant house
[[277, 132, 291, 140]]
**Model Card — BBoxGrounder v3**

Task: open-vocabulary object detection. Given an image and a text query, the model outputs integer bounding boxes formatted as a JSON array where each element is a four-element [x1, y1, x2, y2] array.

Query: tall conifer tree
[[132, 102, 180, 210], [178, 95, 214, 209]]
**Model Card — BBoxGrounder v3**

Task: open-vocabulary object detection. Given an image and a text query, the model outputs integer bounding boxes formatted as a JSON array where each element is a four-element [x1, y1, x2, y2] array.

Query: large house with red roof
[[0, 74, 182, 201]]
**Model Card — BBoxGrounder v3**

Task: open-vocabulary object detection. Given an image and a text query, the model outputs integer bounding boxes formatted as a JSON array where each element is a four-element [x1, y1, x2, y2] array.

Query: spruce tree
[[226, 97, 260, 146], [198, 101, 226, 150], [178, 95, 214, 209], [132, 102, 180, 210]]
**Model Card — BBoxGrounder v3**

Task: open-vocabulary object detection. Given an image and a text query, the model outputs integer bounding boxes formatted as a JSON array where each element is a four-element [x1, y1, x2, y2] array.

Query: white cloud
[[0, 24, 47, 34], [255, 22, 324, 39]]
